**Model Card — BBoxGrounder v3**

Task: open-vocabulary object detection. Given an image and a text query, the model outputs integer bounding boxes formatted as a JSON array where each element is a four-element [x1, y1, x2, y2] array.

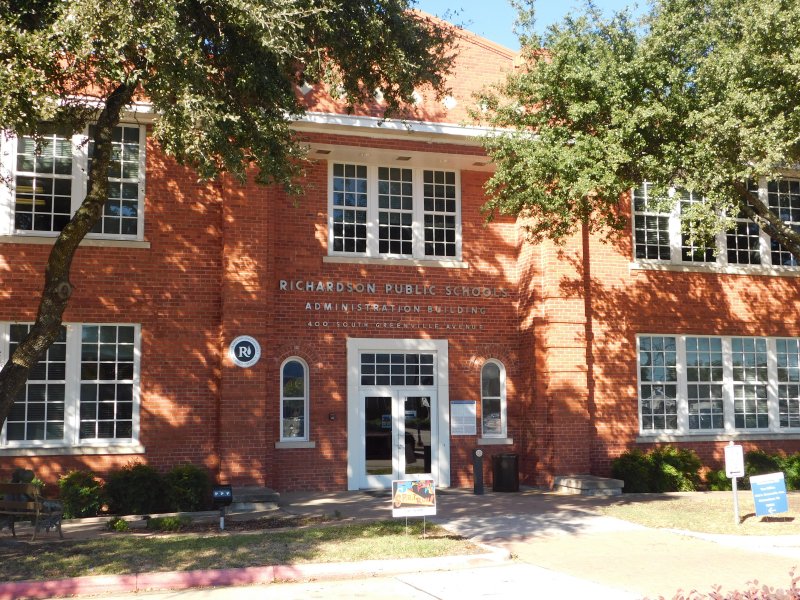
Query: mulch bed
[[134, 514, 334, 534]]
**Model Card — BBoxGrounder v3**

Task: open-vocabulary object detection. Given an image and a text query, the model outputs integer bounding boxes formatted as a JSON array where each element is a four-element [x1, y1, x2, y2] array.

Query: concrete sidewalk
[[282, 488, 800, 598], [2, 488, 800, 599]]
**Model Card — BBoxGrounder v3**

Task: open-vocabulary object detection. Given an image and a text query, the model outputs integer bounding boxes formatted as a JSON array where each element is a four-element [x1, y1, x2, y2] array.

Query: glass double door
[[363, 392, 434, 489]]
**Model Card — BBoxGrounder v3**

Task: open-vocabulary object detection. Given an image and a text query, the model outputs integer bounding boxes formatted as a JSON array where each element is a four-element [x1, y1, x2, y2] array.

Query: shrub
[[612, 449, 652, 493], [780, 453, 800, 491], [649, 446, 701, 492], [106, 517, 129, 532], [105, 462, 167, 515], [164, 464, 211, 512], [704, 468, 732, 491], [745, 449, 782, 476], [146, 515, 191, 531], [740, 450, 782, 491], [58, 471, 105, 519], [612, 446, 702, 493]]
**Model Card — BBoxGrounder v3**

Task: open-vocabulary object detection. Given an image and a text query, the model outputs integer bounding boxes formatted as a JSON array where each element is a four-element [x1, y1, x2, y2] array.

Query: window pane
[[79, 325, 137, 440], [282, 361, 305, 398], [88, 125, 142, 237], [638, 336, 678, 431], [481, 363, 500, 397], [632, 185, 671, 260], [5, 323, 66, 441], [423, 170, 458, 257]]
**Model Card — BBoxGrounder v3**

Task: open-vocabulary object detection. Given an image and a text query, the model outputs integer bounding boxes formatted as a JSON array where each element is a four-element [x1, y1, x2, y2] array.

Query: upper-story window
[[1, 123, 146, 240], [632, 180, 799, 268], [329, 162, 461, 261]]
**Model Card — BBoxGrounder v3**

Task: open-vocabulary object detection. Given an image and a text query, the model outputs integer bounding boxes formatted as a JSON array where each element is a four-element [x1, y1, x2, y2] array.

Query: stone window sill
[[275, 441, 316, 449], [0, 444, 145, 456], [477, 437, 513, 446]]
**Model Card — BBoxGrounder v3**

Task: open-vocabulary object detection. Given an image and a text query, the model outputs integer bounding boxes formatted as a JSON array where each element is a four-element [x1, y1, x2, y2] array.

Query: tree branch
[[732, 180, 800, 261]]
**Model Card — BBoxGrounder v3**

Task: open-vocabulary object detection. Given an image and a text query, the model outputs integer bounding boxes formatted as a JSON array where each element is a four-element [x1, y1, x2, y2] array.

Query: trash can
[[492, 453, 519, 492]]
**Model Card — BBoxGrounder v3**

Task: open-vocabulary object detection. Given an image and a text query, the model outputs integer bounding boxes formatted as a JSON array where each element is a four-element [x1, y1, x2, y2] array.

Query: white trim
[[346, 338, 449, 490], [275, 441, 316, 449], [0, 235, 151, 248], [477, 437, 513, 445], [0, 444, 145, 456], [630, 261, 800, 277], [295, 112, 499, 145], [637, 433, 800, 443], [323, 256, 468, 269], [60, 96, 156, 123]]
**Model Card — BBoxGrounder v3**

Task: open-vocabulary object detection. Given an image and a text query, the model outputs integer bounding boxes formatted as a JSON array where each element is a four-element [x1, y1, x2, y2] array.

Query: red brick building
[[2, 27, 800, 492]]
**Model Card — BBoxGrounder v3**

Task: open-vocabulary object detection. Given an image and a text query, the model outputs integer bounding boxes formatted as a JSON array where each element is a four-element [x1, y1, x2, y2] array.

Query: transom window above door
[[360, 353, 435, 386], [329, 162, 461, 261]]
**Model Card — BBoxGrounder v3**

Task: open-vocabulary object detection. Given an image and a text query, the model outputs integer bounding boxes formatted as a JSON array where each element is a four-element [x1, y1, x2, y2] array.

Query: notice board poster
[[391, 478, 436, 518], [450, 400, 477, 436]]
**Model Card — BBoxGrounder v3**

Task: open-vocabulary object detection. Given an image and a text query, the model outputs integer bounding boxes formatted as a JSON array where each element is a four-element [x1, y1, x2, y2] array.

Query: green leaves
[[480, 0, 800, 255], [0, 0, 453, 187]]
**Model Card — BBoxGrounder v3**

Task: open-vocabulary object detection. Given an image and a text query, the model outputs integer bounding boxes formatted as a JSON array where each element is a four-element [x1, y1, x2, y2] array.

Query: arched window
[[281, 358, 309, 441], [481, 360, 506, 438]]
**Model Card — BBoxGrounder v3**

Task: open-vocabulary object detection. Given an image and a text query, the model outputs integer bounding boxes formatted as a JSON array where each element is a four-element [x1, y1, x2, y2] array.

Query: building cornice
[[292, 111, 500, 146]]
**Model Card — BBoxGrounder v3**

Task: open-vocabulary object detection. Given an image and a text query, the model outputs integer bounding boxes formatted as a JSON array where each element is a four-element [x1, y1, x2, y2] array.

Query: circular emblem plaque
[[229, 335, 261, 368]]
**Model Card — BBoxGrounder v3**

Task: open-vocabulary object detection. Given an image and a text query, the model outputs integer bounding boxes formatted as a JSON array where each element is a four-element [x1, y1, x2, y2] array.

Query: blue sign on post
[[750, 472, 789, 517]]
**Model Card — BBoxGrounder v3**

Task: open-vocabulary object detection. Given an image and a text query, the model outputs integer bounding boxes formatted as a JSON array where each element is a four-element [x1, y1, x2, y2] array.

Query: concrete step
[[554, 475, 624, 496], [229, 486, 280, 512]]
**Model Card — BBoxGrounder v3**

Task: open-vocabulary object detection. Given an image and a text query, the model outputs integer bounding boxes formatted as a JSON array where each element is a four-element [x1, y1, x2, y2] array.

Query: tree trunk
[[0, 81, 138, 430]]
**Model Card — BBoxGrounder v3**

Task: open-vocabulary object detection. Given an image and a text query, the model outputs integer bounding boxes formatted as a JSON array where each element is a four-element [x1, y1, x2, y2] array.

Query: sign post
[[724, 442, 744, 526]]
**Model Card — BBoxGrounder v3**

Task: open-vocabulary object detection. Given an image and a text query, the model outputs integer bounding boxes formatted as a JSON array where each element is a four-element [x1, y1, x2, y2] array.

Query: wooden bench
[[0, 483, 63, 540]]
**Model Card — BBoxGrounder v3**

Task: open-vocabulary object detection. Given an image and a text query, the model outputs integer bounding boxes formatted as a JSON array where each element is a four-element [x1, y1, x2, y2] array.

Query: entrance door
[[362, 392, 434, 489]]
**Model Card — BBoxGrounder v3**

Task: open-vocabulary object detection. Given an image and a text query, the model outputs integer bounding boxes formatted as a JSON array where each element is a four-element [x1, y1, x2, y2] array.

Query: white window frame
[[0, 322, 141, 451], [0, 124, 146, 241], [637, 334, 800, 437], [280, 356, 309, 442], [630, 179, 798, 270], [480, 359, 507, 439], [327, 162, 462, 262]]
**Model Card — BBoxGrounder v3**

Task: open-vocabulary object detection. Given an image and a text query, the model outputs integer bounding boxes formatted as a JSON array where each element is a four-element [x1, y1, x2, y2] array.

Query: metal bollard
[[473, 448, 484, 495]]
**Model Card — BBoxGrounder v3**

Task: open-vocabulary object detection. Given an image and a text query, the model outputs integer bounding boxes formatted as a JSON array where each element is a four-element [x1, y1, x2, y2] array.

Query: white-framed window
[[0, 322, 141, 448], [637, 334, 800, 435], [328, 162, 461, 260], [766, 179, 800, 267], [0, 123, 146, 240], [631, 180, 800, 268], [280, 357, 309, 441], [481, 360, 506, 438]]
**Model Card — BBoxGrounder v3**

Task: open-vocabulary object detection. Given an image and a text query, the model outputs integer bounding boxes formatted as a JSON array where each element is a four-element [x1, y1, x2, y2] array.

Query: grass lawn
[[597, 490, 800, 535], [0, 520, 481, 583]]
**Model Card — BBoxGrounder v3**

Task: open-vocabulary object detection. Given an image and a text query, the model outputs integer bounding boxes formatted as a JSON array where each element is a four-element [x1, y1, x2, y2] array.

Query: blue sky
[[415, 0, 639, 50]]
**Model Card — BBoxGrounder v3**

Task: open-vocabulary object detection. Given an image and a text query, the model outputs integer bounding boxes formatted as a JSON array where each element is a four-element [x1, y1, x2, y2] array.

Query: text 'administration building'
[[2, 27, 800, 492]]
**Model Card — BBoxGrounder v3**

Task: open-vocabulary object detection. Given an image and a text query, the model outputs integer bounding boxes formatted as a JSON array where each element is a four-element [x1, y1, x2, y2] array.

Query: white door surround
[[346, 338, 450, 490]]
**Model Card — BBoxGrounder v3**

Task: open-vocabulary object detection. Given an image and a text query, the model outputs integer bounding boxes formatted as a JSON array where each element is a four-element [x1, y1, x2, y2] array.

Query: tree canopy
[[480, 0, 800, 259], [0, 0, 454, 429]]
